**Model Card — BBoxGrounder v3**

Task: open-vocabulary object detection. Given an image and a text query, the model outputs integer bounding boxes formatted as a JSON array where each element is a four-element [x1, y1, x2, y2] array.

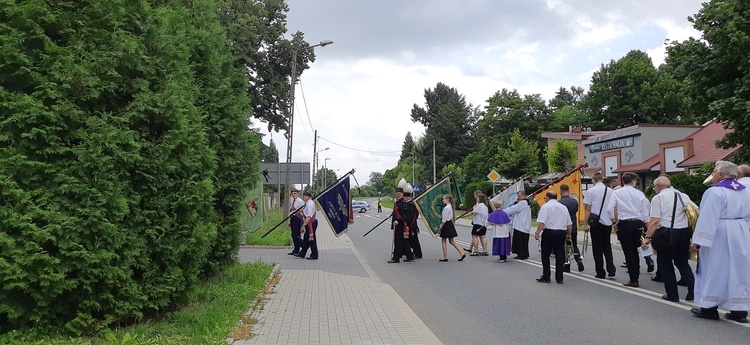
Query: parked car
[[352, 200, 371, 213]]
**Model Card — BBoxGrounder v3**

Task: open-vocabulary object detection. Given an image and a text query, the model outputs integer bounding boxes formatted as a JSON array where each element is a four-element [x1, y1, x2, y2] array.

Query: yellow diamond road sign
[[487, 170, 501, 183]]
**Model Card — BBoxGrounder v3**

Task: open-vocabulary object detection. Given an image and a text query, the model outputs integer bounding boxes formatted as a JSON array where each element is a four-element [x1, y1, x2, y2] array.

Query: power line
[[318, 136, 402, 154]]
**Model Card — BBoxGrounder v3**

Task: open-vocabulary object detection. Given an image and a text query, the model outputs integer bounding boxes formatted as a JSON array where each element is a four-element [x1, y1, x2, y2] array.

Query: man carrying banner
[[297, 191, 319, 260], [403, 184, 422, 259], [288, 188, 305, 256], [388, 179, 414, 263], [505, 190, 532, 260]]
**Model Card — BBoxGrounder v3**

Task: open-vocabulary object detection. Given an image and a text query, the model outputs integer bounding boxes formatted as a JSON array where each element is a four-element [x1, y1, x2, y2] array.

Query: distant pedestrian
[[438, 194, 466, 262], [467, 193, 489, 256], [688, 161, 750, 323], [287, 188, 305, 256], [297, 191, 319, 260], [377, 198, 382, 213], [488, 200, 512, 262], [505, 191, 532, 260]]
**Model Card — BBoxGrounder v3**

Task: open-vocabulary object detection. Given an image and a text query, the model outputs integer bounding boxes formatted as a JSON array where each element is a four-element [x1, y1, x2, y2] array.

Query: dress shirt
[[504, 200, 532, 233], [583, 182, 616, 226], [473, 203, 488, 226], [650, 187, 697, 228], [537, 199, 573, 231], [442, 204, 453, 222], [612, 185, 650, 223], [303, 199, 316, 218], [291, 197, 304, 212]]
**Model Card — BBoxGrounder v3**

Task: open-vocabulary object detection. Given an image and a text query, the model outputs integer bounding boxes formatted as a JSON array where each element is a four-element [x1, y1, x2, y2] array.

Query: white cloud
[[265, 0, 706, 185]]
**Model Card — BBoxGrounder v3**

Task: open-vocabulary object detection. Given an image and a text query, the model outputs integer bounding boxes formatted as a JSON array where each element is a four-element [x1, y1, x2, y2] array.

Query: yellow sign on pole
[[487, 170, 501, 183]]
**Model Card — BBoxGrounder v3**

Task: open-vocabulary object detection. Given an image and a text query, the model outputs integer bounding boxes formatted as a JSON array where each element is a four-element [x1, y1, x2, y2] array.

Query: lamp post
[[313, 147, 329, 191], [285, 39, 334, 206], [323, 157, 331, 188]]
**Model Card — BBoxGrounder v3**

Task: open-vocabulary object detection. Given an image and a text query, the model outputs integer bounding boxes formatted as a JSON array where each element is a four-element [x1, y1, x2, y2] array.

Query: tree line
[[367, 0, 750, 200]]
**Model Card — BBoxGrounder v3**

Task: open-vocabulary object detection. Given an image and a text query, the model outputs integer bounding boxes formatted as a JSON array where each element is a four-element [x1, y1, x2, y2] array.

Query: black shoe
[[594, 274, 606, 279], [676, 280, 687, 287], [608, 272, 616, 277], [662, 295, 679, 302], [536, 276, 551, 283], [458, 254, 467, 261], [685, 291, 694, 301], [725, 312, 749, 323], [647, 264, 654, 273], [690, 307, 719, 320], [463, 248, 472, 253], [556, 280, 563, 284], [387, 259, 399, 263], [563, 264, 571, 273], [306, 257, 318, 260], [577, 261, 585, 272], [288, 252, 299, 255], [651, 276, 663, 282], [415, 256, 422, 259]]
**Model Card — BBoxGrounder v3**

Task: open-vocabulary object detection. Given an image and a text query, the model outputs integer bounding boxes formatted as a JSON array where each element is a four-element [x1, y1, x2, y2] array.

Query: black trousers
[[541, 229, 567, 282], [512, 229, 530, 259], [590, 221, 616, 277], [392, 226, 413, 261], [299, 220, 319, 259], [657, 227, 694, 300], [290, 216, 303, 254], [618, 219, 645, 282], [408, 225, 422, 258]]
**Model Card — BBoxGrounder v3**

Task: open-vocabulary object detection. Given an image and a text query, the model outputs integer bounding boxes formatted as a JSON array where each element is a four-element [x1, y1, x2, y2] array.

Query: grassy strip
[[379, 198, 394, 209], [0, 262, 273, 345], [245, 208, 290, 246]]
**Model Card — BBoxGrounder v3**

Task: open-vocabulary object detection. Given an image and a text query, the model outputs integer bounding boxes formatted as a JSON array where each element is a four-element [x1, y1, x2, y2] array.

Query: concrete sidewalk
[[233, 220, 442, 345]]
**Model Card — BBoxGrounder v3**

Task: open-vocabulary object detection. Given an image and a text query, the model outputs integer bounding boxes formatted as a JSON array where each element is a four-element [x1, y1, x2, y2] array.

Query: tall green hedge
[[0, 0, 257, 334]]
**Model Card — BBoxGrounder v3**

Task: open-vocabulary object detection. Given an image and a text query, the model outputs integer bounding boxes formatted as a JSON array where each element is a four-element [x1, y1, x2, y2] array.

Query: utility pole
[[432, 140, 436, 184], [311, 130, 317, 192]]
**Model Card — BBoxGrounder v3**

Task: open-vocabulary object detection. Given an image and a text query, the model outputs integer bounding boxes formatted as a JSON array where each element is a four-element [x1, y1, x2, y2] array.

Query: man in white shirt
[[642, 176, 698, 302], [534, 191, 573, 284], [505, 191, 532, 260], [583, 173, 616, 279], [611, 172, 650, 287], [297, 191, 319, 260], [287, 188, 305, 256]]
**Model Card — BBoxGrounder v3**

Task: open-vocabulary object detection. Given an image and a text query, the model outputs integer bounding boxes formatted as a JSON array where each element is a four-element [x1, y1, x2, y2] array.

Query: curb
[[226, 263, 281, 345]]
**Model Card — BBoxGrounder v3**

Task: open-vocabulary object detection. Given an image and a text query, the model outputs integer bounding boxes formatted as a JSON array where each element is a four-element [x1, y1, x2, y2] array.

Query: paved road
[[349, 200, 750, 344]]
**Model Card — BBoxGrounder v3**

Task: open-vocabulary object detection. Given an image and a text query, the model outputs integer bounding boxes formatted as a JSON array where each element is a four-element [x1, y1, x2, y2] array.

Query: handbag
[[587, 186, 608, 226], [651, 192, 678, 253], [676, 193, 698, 232]]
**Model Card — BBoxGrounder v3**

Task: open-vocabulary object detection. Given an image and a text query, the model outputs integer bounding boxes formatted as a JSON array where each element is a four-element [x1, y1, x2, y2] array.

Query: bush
[[670, 173, 709, 205], [0, 0, 256, 334], [462, 181, 493, 208]]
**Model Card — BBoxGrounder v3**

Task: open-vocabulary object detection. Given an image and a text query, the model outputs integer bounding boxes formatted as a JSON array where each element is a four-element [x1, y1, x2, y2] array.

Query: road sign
[[487, 170, 501, 183], [413, 184, 420, 193], [261, 162, 311, 185]]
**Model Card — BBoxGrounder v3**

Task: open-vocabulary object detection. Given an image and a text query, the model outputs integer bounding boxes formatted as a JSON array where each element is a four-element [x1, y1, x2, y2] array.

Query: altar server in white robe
[[690, 161, 750, 323]]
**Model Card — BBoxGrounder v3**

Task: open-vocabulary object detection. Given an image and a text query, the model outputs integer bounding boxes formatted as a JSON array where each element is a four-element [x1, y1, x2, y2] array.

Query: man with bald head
[[737, 164, 750, 187], [534, 190, 573, 284]]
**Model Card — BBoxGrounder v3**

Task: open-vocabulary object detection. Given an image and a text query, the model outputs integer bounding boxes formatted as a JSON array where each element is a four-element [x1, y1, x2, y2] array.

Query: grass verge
[[0, 262, 273, 345], [245, 208, 290, 246]]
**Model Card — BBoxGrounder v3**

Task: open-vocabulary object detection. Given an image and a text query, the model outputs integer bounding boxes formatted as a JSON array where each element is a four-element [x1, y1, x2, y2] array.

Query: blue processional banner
[[315, 176, 352, 237]]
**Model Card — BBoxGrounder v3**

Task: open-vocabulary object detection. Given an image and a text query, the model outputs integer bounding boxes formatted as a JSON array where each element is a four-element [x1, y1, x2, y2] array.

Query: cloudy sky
[[260, 0, 705, 187]]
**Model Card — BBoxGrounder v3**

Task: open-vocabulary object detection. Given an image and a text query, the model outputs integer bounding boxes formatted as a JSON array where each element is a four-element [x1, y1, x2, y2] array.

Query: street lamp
[[313, 147, 329, 191], [323, 157, 331, 188], [285, 40, 334, 206]]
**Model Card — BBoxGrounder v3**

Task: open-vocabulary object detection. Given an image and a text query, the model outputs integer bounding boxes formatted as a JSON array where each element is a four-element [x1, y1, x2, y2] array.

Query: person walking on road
[[534, 191, 572, 284], [641, 175, 697, 302], [611, 172, 650, 287], [388, 180, 414, 263], [377, 198, 382, 213], [488, 200, 512, 262], [287, 188, 305, 256], [688, 161, 750, 323], [297, 191, 319, 260], [505, 191, 532, 260], [583, 173, 616, 279], [403, 187, 422, 259], [467, 193, 490, 256], [558, 184, 585, 272], [438, 194, 466, 262]]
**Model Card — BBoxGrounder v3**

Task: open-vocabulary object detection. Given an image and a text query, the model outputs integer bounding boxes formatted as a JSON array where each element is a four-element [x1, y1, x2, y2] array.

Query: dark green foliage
[[546, 139, 578, 173], [0, 0, 257, 334], [462, 181, 493, 209], [670, 173, 709, 205]]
